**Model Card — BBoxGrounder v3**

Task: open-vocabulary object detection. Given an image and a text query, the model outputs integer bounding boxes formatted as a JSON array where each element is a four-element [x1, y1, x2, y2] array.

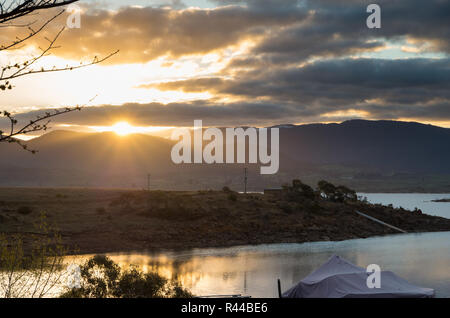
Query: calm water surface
[[98, 194, 450, 298], [361, 193, 450, 218]]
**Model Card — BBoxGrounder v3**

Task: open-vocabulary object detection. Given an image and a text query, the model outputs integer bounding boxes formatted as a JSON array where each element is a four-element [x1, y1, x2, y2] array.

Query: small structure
[[282, 255, 434, 298], [263, 188, 283, 196]]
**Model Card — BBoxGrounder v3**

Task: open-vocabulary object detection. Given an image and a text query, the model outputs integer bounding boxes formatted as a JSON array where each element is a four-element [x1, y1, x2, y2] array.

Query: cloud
[[2, 101, 311, 130], [0, 3, 306, 64], [147, 58, 450, 105], [4, 0, 448, 65], [238, 0, 450, 68], [5, 92, 450, 133]]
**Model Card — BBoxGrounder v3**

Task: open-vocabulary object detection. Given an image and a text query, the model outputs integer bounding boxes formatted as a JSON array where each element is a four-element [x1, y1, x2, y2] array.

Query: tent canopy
[[282, 255, 434, 298]]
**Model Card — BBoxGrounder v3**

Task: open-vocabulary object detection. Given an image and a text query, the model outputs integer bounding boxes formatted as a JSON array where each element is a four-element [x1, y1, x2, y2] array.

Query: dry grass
[[1, 187, 449, 255]]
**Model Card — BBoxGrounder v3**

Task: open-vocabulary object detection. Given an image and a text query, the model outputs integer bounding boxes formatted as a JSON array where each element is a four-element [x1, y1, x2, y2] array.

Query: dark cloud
[[243, 0, 450, 67], [3, 101, 314, 129], [149, 58, 450, 106], [4, 94, 449, 134]]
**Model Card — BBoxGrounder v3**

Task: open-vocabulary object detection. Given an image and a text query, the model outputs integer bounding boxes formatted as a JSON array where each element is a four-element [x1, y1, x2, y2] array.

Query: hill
[[1, 120, 449, 192], [1, 187, 450, 254]]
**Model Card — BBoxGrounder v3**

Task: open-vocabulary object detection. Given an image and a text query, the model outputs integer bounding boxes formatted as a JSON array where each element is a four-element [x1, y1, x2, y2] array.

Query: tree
[[336, 185, 357, 202], [317, 180, 357, 203], [291, 179, 315, 200], [282, 179, 316, 202], [317, 180, 337, 201], [0, 0, 118, 151], [60, 255, 193, 298]]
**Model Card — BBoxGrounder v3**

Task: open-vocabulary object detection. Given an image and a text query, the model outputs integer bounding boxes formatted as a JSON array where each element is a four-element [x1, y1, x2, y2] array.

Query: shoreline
[[66, 230, 450, 256]]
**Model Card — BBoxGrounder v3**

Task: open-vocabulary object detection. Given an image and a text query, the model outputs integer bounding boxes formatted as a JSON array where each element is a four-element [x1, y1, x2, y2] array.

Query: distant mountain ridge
[[279, 119, 450, 174], [1, 119, 449, 191]]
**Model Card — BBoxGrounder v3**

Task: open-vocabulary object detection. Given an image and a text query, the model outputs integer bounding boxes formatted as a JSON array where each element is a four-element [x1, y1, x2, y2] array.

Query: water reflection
[[93, 231, 450, 297]]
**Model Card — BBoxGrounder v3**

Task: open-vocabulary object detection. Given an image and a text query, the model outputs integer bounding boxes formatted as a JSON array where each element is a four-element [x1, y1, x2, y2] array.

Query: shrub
[[317, 180, 337, 201], [0, 213, 67, 298], [17, 206, 33, 215], [228, 192, 237, 202], [284, 179, 315, 202], [60, 255, 193, 298], [336, 185, 357, 201], [317, 181, 357, 202], [222, 186, 231, 193]]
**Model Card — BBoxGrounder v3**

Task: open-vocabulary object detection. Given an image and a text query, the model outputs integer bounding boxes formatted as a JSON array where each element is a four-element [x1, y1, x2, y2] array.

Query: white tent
[[282, 255, 434, 298]]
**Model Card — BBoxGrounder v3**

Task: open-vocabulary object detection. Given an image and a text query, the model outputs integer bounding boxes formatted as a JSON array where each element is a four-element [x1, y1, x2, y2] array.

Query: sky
[[1, 0, 450, 136]]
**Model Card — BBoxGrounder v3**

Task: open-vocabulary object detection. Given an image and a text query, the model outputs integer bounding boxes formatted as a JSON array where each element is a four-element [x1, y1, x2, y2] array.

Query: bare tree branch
[[0, 95, 97, 152], [0, 1, 119, 152], [0, 9, 64, 51], [0, 106, 81, 153], [0, 1, 119, 86], [0, 0, 78, 24]]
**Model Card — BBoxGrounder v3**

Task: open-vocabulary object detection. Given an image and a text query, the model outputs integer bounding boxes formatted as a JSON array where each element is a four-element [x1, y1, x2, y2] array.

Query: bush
[[318, 181, 357, 202], [60, 255, 193, 298], [0, 213, 67, 298], [17, 206, 33, 215], [227, 192, 237, 202], [222, 186, 231, 193], [284, 179, 315, 202], [336, 185, 357, 201]]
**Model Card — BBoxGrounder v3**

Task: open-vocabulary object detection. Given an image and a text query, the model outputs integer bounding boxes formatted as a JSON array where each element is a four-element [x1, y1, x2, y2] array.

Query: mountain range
[[1, 120, 449, 192]]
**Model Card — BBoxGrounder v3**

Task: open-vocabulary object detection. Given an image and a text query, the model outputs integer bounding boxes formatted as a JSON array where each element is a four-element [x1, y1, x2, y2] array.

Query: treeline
[[282, 179, 358, 203]]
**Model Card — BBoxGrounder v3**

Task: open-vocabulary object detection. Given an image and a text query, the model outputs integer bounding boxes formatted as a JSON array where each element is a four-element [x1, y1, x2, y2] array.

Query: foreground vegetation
[[1, 180, 450, 255], [0, 214, 66, 298], [0, 216, 192, 298], [60, 255, 192, 298]]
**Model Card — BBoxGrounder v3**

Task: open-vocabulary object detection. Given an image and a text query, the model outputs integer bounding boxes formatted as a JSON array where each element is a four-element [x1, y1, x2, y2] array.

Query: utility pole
[[147, 173, 151, 191], [244, 168, 248, 194]]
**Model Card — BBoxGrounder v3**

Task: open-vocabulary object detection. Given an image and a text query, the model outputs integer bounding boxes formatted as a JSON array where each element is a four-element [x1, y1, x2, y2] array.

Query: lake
[[361, 193, 450, 219], [99, 193, 450, 298]]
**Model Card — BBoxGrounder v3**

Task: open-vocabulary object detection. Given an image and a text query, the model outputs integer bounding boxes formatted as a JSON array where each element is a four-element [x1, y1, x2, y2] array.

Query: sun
[[89, 122, 175, 136], [111, 121, 135, 136]]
